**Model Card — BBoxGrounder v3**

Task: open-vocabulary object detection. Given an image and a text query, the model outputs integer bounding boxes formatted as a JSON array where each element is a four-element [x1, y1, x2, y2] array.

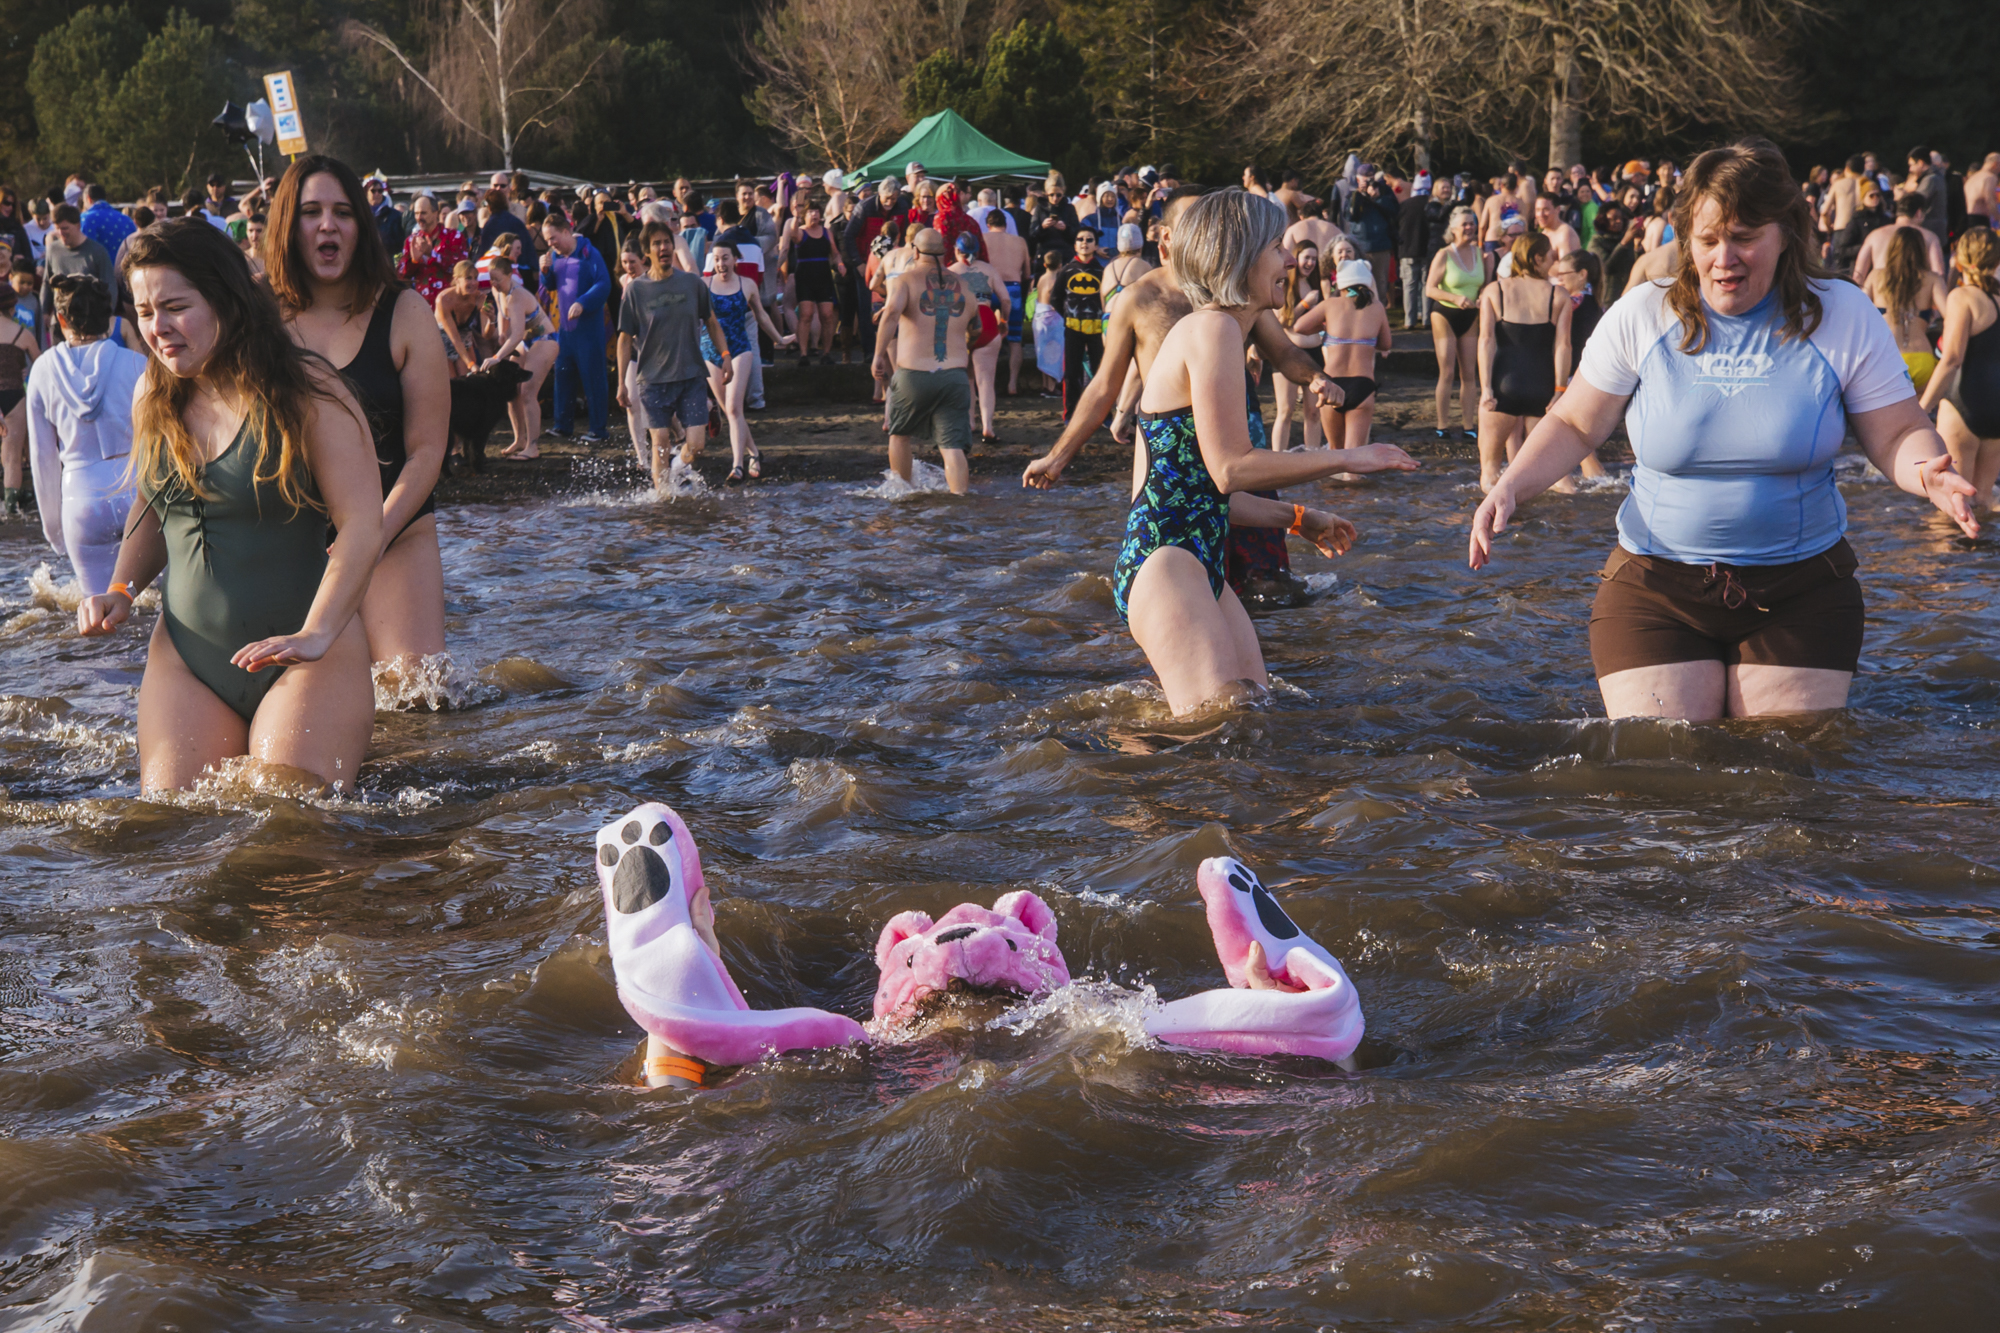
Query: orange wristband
[[1288, 504, 1306, 535], [108, 582, 133, 600], [645, 1054, 705, 1086]]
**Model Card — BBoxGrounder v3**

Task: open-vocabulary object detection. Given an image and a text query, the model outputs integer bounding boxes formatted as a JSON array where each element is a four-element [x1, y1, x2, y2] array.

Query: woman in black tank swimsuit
[[1922, 228, 2000, 510], [265, 154, 453, 671], [1477, 232, 1572, 492]]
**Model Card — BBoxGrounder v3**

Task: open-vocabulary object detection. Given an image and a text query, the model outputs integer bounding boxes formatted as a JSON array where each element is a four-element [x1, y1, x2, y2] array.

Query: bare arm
[[1553, 296, 1573, 392], [615, 331, 634, 408], [488, 291, 527, 364], [1375, 305, 1395, 355], [1919, 290, 1970, 415], [1852, 395, 1980, 537], [1852, 235, 1876, 286], [234, 377, 384, 671], [1477, 289, 1500, 407], [1250, 308, 1335, 392], [1422, 249, 1455, 305], [435, 294, 476, 368], [742, 284, 791, 345], [706, 311, 733, 384], [388, 288, 449, 548], [872, 275, 906, 377], [76, 499, 166, 635], [1468, 374, 1631, 569], [1023, 291, 1140, 487], [1227, 492, 1356, 555], [1182, 311, 1390, 493]]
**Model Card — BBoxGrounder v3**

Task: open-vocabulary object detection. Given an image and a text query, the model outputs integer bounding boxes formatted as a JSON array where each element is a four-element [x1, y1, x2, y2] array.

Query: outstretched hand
[[1917, 453, 1982, 539], [1335, 443, 1420, 474], [1468, 482, 1517, 569], [231, 628, 336, 674]]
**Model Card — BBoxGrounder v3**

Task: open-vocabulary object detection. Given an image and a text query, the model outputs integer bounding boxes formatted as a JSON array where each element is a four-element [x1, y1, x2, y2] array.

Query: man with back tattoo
[[873, 227, 980, 494]]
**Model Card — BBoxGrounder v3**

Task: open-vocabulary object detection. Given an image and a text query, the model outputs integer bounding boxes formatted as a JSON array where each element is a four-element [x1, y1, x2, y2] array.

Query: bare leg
[[499, 342, 556, 457], [1430, 314, 1456, 431], [888, 433, 915, 481], [1477, 406, 1520, 492], [1939, 403, 2000, 511], [1597, 659, 1727, 721], [1343, 397, 1377, 450], [1727, 664, 1852, 716], [1008, 339, 1021, 394], [972, 341, 1000, 436], [724, 350, 756, 471], [136, 619, 252, 792], [1272, 373, 1298, 452], [1455, 330, 1479, 431], [1127, 547, 1268, 716], [941, 446, 968, 495], [361, 513, 448, 664], [2, 402, 26, 489], [624, 363, 650, 474], [248, 616, 377, 791]]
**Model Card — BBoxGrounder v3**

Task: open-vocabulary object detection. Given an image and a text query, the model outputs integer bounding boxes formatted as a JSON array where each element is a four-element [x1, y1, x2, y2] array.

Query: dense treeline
[[0, 0, 1993, 200]]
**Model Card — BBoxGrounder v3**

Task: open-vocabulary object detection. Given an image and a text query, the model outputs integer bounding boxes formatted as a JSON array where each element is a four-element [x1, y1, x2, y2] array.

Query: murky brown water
[[2, 455, 1997, 1331]]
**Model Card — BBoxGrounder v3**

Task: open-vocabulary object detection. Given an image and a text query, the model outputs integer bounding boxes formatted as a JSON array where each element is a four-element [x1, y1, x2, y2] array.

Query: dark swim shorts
[[1589, 539, 1864, 677]]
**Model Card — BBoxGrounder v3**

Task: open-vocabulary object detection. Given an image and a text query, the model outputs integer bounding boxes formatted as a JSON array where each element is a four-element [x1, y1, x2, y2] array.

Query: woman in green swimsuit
[[76, 218, 383, 794]]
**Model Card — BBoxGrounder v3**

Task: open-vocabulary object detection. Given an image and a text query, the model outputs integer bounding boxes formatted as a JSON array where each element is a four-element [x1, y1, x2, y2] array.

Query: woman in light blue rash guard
[[1469, 139, 1981, 722]]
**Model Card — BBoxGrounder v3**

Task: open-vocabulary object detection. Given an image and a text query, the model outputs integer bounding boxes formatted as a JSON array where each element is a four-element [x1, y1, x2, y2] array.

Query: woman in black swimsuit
[[787, 201, 844, 366], [1477, 232, 1572, 492], [1424, 206, 1488, 442], [265, 156, 452, 679], [1922, 227, 2000, 512]]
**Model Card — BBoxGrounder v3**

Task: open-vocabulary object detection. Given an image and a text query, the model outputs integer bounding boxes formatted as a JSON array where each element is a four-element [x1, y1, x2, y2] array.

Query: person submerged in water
[[76, 218, 383, 793]]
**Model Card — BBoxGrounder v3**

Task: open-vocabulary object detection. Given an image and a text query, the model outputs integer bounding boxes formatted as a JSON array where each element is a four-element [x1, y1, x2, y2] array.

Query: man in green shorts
[[872, 227, 979, 494]]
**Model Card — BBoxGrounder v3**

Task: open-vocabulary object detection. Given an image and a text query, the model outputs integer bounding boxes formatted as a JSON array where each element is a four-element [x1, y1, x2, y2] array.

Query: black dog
[[446, 361, 533, 474]]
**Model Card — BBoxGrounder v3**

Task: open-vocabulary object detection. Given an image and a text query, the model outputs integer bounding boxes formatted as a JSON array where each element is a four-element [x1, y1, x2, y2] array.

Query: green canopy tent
[[858, 110, 1048, 182]]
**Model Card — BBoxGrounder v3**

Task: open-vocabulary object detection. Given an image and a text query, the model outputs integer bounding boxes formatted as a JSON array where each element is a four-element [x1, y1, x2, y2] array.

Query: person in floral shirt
[[398, 194, 467, 307]]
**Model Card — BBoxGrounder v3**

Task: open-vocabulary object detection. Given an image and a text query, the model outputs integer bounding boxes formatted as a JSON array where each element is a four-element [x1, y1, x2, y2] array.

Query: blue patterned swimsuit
[[1112, 407, 1230, 620], [700, 284, 754, 362]]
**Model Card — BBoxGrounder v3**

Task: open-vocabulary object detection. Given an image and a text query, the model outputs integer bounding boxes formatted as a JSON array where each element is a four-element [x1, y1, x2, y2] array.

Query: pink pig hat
[[1144, 857, 1365, 1064], [872, 890, 1070, 1022], [597, 803, 868, 1071]]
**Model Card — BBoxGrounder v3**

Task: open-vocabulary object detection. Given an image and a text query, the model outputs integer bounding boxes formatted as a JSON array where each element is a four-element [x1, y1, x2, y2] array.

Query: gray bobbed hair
[[1173, 188, 1287, 309]]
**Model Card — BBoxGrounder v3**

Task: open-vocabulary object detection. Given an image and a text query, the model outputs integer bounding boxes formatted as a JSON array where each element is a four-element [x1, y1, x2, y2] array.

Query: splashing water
[[851, 458, 955, 499]]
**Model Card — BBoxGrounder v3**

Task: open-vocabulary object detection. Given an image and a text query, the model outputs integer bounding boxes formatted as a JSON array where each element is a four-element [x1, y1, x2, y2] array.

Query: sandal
[[726, 466, 745, 486], [747, 453, 762, 481]]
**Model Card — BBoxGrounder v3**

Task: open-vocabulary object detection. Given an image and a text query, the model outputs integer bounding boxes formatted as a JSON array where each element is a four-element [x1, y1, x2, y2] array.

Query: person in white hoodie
[[26, 274, 143, 594]]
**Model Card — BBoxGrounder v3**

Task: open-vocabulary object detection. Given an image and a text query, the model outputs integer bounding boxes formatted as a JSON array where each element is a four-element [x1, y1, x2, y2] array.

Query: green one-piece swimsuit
[[142, 417, 328, 722]]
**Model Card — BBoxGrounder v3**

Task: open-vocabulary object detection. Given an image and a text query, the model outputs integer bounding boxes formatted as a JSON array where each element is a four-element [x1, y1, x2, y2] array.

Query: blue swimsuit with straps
[[1112, 407, 1230, 620]]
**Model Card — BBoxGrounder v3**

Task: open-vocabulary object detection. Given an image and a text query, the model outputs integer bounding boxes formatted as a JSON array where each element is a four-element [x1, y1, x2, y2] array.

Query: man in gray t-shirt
[[616, 245, 732, 491], [43, 205, 116, 307]]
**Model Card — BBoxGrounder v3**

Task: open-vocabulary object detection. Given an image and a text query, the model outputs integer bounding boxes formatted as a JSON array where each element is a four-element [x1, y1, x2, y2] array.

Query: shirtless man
[[1533, 195, 1581, 258], [1854, 195, 1945, 285], [1282, 198, 1346, 258], [1272, 169, 1316, 224], [1966, 153, 2000, 228], [981, 210, 1032, 393], [1022, 191, 1417, 490], [874, 228, 979, 494]]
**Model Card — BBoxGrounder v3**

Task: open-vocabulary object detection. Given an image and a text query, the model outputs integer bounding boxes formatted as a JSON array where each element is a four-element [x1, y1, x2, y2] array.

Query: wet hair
[[1952, 227, 2000, 299], [1173, 187, 1286, 309], [1509, 231, 1551, 275], [265, 155, 397, 317], [1667, 138, 1826, 353], [1881, 228, 1928, 323], [120, 217, 351, 516], [49, 272, 112, 335]]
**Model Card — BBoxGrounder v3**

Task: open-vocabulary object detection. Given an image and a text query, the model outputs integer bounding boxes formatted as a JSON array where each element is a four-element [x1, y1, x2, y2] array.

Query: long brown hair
[[264, 154, 397, 317], [1282, 241, 1317, 325], [1880, 228, 1928, 325], [121, 218, 346, 515], [1666, 139, 1826, 353], [1953, 227, 2000, 300]]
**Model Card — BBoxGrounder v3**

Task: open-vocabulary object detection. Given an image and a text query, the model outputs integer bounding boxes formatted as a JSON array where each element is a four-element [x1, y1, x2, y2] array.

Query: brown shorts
[[1588, 540, 1864, 677]]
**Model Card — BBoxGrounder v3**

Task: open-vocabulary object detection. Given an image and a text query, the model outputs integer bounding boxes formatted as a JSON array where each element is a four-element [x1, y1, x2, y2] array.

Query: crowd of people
[[1, 132, 1994, 796]]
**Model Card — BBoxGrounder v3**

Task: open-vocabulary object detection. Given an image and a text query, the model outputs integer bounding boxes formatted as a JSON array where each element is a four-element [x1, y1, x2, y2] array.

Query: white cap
[[1335, 259, 1375, 291], [823, 168, 847, 190], [1117, 223, 1144, 253]]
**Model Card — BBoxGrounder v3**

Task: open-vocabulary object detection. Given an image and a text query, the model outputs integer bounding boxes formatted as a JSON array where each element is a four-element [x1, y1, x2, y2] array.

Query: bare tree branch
[[348, 21, 500, 149]]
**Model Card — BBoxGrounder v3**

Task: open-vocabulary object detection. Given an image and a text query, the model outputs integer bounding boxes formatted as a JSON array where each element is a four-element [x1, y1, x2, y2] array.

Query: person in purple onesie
[[539, 210, 611, 441]]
